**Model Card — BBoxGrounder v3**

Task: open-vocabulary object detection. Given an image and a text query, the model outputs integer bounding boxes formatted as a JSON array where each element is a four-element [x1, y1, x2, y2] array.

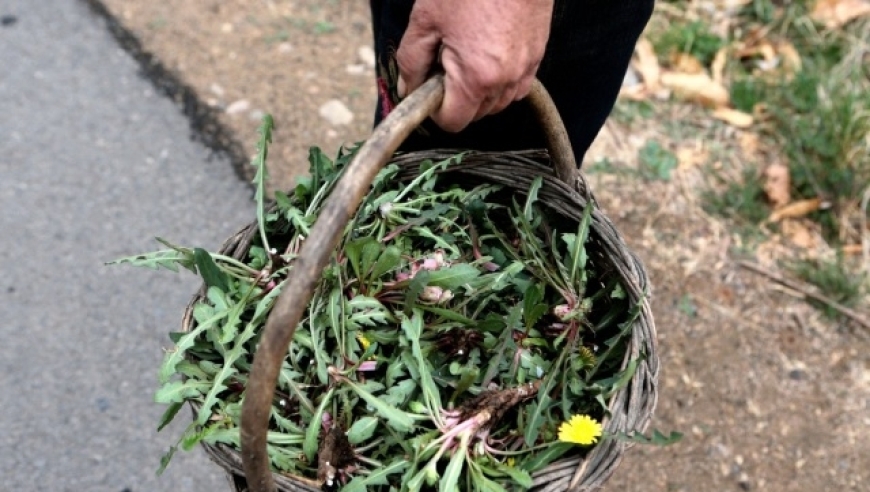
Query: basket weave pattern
[[182, 149, 658, 492]]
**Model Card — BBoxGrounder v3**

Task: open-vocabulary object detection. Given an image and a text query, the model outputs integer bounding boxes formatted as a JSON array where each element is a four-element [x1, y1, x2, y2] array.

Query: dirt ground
[[89, 0, 870, 490]]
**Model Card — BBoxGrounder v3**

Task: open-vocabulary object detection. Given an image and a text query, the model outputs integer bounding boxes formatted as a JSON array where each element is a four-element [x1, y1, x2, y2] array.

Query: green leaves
[[440, 440, 467, 492], [125, 141, 655, 490], [252, 114, 274, 253], [342, 460, 408, 492], [522, 283, 548, 331], [566, 194, 594, 288], [303, 388, 334, 462], [155, 380, 211, 404], [106, 248, 196, 273], [193, 248, 229, 292], [427, 264, 481, 290], [611, 428, 684, 446], [401, 311, 442, 415], [344, 378, 414, 432], [346, 416, 379, 444]]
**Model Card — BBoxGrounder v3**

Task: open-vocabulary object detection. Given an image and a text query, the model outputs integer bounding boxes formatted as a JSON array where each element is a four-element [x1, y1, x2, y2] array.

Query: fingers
[[396, 14, 441, 98], [433, 68, 481, 133]]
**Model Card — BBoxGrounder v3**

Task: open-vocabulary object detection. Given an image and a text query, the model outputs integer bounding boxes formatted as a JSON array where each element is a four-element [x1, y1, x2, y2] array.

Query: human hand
[[396, 0, 555, 133]]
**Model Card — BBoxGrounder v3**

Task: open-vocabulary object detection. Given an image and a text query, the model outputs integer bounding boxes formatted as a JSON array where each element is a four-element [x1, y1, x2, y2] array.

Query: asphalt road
[[1, 1, 256, 490]]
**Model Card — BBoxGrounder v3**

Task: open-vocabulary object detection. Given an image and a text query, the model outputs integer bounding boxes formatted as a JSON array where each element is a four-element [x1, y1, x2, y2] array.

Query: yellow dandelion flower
[[357, 332, 371, 351], [558, 414, 602, 446], [578, 346, 597, 370]]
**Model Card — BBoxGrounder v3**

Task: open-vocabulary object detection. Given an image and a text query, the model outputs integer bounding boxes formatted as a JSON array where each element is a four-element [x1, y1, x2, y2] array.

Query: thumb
[[396, 22, 441, 98]]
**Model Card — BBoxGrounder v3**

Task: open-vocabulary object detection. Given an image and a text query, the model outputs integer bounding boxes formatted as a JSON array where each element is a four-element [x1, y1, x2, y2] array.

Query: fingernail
[[397, 77, 407, 98]]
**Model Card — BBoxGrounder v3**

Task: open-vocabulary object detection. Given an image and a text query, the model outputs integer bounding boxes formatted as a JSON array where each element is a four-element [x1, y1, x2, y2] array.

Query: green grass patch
[[784, 255, 868, 321], [649, 1, 870, 308], [651, 19, 727, 65]]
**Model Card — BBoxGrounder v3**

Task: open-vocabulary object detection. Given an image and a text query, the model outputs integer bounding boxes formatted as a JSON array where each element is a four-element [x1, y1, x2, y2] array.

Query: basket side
[[176, 149, 658, 492]]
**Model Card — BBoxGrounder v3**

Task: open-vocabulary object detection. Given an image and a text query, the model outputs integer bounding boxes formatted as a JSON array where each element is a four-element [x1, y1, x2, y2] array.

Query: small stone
[[319, 99, 354, 126], [788, 368, 807, 380], [225, 99, 251, 115], [1, 15, 18, 27], [737, 472, 751, 491], [221, 22, 233, 33], [345, 64, 366, 75], [209, 83, 225, 97], [95, 397, 111, 412], [622, 67, 640, 88], [358, 45, 376, 68], [278, 42, 293, 54], [249, 109, 265, 122]]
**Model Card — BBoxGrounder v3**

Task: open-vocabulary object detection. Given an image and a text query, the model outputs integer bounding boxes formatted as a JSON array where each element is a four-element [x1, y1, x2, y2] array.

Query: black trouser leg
[[369, 0, 654, 167]]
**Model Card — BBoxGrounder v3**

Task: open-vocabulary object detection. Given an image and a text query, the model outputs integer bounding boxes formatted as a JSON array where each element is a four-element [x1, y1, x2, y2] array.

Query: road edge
[[78, 0, 253, 186]]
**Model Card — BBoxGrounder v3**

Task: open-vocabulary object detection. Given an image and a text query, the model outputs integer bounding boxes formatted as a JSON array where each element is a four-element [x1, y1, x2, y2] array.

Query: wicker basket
[[180, 75, 658, 492]]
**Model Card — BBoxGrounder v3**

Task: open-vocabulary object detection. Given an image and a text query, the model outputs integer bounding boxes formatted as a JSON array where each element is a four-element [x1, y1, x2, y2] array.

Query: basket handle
[[240, 75, 577, 492]]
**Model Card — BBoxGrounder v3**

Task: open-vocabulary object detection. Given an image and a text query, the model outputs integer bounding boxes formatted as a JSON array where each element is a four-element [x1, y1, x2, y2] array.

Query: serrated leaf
[[476, 475, 509, 492], [599, 358, 638, 397], [308, 145, 334, 190], [328, 287, 345, 349], [495, 461, 533, 488], [523, 283, 547, 330], [156, 401, 184, 432], [523, 176, 543, 221], [370, 245, 401, 280], [383, 378, 417, 407], [403, 269, 429, 316], [345, 236, 376, 279], [274, 189, 294, 215], [252, 114, 274, 253], [520, 442, 572, 473], [427, 264, 480, 290], [344, 378, 413, 432], [587, 299, 643, 381], [568, 196, 594, 287], [610, 282, 627, 299], [304, 387, 335, 462], [346, 416, 379, 444], [175, 360, 209, 380], [342, 460, 409, 492], [201, 427, 240, 447], [193, 248, 229, 292], [418, 305, 475, 325], [194, 377, 232, 425], [283, 207, 312, 236], [309, 313, 330, 385], [525, 347, 567, 445], [405, 466, 429, 492], [347, 295, 391, 328], [197, 316, 260, 426], [191, 302, 215, 326], [106, 248, 196, 273], [156, 445, 178, 476], [440, 442, 465, 492], [612, 429, 683, 446], [385, 359, 407, 387], [402, 311, 442, 413], [181, 422, 222, 451], [158, 307, 228, 384], [361, 239, 382, 278], [448, 365, 479, 404]]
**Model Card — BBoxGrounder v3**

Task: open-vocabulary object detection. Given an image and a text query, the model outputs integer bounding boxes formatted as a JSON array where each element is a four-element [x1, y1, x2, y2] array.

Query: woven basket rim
[[182, 149, 659, 492]]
